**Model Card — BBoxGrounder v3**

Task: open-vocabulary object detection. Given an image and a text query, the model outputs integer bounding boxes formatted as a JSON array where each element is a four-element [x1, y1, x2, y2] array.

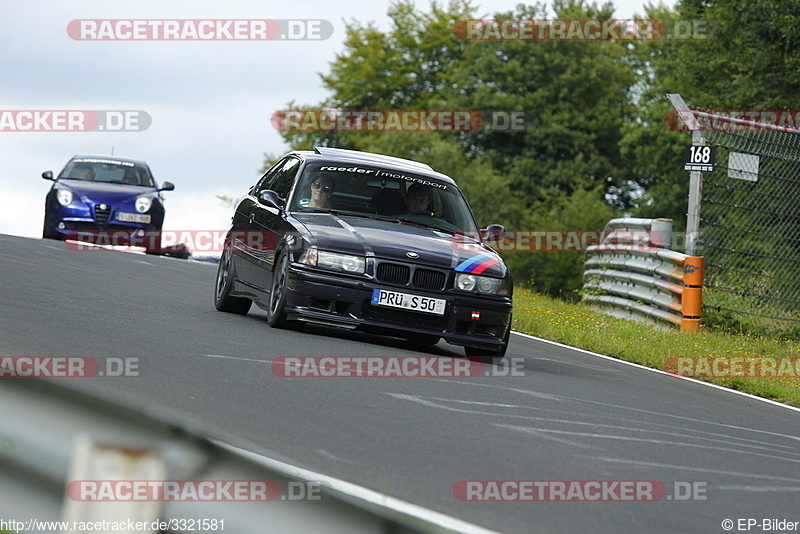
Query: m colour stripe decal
[[455, 254, 499, 274]]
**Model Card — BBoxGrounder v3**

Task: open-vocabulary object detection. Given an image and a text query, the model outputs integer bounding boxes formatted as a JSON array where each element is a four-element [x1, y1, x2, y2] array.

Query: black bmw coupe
[[214, 147, 512, 362]]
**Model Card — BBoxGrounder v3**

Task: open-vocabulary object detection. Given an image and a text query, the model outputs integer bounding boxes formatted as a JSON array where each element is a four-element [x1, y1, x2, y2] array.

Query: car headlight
[[56, 190, 73, 206], [300, 247, 365, 274], [319, 251, 365, 273], [135, 196, 153, 213], [455, 273, 508, 295]]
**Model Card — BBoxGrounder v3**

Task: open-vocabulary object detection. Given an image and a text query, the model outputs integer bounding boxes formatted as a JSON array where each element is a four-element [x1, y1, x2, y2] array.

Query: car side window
[[268, 157, 301, 198], [254, 158, 289, 195]]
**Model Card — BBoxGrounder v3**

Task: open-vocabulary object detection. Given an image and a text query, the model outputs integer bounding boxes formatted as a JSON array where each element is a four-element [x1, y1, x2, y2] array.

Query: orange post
[[681, 256, 704, 333]]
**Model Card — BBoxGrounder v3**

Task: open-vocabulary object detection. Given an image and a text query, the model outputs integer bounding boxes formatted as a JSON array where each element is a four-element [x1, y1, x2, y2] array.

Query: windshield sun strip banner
[[314, 163, 450, 191], [73, 158, 135, 166]]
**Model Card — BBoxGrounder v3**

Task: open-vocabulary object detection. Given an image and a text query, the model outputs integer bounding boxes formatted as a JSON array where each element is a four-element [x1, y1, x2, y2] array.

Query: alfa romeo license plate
[[118, 212, 151, 223], [371, 288, 446, 316]]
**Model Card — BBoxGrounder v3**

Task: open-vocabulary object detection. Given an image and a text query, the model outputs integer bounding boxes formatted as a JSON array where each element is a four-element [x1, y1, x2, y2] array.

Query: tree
[[504, 188, 616, 297], [269, 0, 639, 295], [447, 1, 638, 209], [623, 0, 800, 226]]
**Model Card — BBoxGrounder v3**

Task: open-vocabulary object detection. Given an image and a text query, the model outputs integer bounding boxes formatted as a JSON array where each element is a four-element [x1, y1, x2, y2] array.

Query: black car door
[[247, 156, 301, 291], [233, 159, 286, 289]]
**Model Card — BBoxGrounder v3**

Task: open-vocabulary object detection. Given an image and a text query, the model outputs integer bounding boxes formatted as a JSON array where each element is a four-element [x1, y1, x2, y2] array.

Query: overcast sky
[[0, 0, 671, 240]]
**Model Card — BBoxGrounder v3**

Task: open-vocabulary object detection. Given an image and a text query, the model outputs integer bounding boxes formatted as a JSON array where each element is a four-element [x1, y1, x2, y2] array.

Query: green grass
[[512, 287, 800, 408]]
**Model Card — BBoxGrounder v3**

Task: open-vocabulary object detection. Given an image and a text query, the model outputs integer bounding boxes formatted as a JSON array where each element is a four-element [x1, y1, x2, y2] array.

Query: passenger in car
[[404, 183, 433, 215]]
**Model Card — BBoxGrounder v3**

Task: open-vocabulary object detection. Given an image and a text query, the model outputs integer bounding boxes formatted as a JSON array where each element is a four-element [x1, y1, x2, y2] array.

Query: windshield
[[289, 162, 479, 234], [59, 158, 155, 187]]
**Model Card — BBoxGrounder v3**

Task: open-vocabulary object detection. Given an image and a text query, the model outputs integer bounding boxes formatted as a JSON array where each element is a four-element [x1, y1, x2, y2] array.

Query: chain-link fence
[[669, 95, 800, 334]]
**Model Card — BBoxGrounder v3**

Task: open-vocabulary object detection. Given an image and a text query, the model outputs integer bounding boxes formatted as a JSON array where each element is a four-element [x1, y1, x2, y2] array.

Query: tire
[[214, 246, 252, 314], [267, 251, 292, 328], [464, 326, 510, 365]]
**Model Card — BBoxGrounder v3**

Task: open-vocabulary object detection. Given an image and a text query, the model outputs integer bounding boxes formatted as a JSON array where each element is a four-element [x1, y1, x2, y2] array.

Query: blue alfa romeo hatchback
[[42, 155, 174, 254]]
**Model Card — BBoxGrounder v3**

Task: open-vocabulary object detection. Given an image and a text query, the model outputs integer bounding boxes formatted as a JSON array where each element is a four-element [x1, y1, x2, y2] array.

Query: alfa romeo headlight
[[56, 190, 73, 206], [135, 196, 152, 213]]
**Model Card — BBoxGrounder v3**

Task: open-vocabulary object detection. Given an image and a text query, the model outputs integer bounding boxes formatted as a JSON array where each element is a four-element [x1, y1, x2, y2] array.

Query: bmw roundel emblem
[[406, 252, 419, 258]]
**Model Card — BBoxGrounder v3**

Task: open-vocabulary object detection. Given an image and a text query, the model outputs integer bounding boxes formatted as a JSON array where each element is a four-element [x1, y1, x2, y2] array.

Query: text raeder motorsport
[[319, 166, 448, 190]]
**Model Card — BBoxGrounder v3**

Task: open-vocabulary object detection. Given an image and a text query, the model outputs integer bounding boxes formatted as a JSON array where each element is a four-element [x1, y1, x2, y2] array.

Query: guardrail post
[[681, 256, 704, 332]]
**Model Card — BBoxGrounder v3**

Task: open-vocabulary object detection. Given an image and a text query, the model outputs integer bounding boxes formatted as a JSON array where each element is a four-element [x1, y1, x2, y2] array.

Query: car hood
[[294, 212, 507, 277], [58, 180, 154, 203]]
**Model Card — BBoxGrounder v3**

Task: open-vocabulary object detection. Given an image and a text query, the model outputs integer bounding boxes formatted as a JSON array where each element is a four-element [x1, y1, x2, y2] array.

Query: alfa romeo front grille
[[94, 204, 111, 227]]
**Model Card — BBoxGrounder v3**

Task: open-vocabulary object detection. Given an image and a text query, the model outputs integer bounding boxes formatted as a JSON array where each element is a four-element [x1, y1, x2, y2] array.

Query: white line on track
[[388, 393, 800, 455], [497, 424, 800, 465], [511, 331, 800, 414], [579, 456, 800, 484], [203, 353, 269, 364]]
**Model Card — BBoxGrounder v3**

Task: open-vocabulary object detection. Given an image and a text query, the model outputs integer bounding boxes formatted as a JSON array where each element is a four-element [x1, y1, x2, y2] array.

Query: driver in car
[[74, 165, 95, 181], [122, 169, 139, 185], [404, 183, 433, 215], [299, 173, 335, 208]]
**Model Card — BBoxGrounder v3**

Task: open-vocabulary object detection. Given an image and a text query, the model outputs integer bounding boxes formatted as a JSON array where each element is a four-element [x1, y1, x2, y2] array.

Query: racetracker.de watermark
[[63, 230, 270, 254], [0, 357, 139, 377], [66, 480, 322, 501], [453, 19, 713, 41], [665, 110, 800, 132], [270, 109, 534, 132], [664, 356, 800, 379], [68, 19, 333, 40], [452, 230, 688, 253], [0, 110, 150, 132], [454, 480, 707, 501], [271, 356, 525, 378], [63, 229, 691, 254]]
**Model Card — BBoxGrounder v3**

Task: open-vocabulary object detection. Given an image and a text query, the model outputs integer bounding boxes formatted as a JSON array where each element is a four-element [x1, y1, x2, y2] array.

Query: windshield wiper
[[299, 208, 361, 217], [396, 217, 450, 233], [300, 209, 401, 223]]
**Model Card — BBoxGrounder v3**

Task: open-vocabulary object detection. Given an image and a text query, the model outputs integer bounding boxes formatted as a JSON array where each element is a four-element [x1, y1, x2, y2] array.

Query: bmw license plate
[[118, 212, 151, 223], [371, 288, 446, 316]]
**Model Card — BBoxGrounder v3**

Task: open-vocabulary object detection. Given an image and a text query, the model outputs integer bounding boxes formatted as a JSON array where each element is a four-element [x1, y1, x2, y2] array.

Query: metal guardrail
[[582, 218, 704, 332], [0, 379, 497, 534]]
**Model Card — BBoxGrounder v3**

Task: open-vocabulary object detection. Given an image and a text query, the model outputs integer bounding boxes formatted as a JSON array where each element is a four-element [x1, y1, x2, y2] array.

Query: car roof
[[289, 147, 457, 186], [69, 155, 151, 167]]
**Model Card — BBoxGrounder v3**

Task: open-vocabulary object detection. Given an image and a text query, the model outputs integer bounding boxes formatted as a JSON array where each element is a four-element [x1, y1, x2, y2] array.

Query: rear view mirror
[[42, 171, 54, 181]]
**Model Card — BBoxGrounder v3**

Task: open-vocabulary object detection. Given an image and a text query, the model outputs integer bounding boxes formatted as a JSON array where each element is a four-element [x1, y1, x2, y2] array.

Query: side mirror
[[159, 181, 175, 191], [480, 224, 505, 241], [42, 171, 54, 181], [258, 190, 284, 209]]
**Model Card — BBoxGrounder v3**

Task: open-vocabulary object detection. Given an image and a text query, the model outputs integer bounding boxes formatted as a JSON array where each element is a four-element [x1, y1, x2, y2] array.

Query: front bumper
[[45, 203, 163, 242], [284, 265, 512, 350]]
